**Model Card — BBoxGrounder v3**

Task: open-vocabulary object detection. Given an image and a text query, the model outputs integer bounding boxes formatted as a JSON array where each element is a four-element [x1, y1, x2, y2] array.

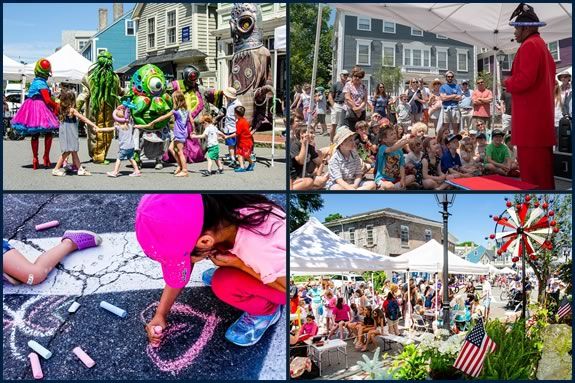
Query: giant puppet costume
[[229, 3, 274, 132], [76, 51, 121, 164], [505, 3, 556, 189], [125, 64, 173, 169], [12, 59, 59, 169]]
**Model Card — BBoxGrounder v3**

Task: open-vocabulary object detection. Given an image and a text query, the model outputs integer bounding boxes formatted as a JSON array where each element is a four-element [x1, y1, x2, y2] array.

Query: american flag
[[453, 318, 497, 377], [557, 296, 572, 319]]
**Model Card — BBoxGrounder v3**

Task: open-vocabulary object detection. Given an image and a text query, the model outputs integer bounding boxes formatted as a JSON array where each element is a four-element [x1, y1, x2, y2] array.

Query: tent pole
[[20, 74, 26, 106], [406, 268, 411, 329], [272, 49, 277, 167], [302, 3, 322, 178]]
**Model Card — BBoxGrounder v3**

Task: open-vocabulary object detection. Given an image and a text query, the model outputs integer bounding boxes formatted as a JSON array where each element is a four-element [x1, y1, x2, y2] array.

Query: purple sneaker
[[62, 230, 102, 250]]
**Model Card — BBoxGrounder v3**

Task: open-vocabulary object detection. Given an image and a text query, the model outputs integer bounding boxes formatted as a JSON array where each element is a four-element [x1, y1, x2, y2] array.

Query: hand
[[145, 314, 168, 347], [208, 253, 243, 269]]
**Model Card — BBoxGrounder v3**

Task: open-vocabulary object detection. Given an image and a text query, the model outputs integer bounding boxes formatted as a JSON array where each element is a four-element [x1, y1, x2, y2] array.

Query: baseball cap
[[492, 129, 505, 137], [468, 129, 478, 135], [135, 194, 205, 288], [476, 133, 487, 140], [340, 69, 349, 76], [445, 133, 462, 143]]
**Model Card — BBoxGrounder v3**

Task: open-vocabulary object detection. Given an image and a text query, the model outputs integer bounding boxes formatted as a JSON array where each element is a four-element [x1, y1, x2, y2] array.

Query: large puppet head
[[34, 58, 52, 79], [182, 65, 200, 88], [127, 64, 172, 128], [88, 51, 119, 112], [229, 3, 264, 53]]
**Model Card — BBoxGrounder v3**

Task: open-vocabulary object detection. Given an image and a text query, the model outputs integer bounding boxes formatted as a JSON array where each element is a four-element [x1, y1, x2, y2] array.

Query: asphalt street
[[3, 137, 286, 191], [3, 194, 287, 380]]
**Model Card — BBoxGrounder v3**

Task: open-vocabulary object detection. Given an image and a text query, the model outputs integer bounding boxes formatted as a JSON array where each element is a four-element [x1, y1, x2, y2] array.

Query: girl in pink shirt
[[136, 194, 286, 347], [329, 297, 351, 339]]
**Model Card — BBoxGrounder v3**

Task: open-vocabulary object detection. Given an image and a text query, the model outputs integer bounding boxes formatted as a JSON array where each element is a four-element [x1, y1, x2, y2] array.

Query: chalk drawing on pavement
[[3, 295, 74, 361], [140, 302, 221, 374]]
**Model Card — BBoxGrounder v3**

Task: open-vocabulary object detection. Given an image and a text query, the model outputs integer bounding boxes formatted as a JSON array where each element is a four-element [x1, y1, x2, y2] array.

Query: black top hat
[[509, 3, 546, 27]]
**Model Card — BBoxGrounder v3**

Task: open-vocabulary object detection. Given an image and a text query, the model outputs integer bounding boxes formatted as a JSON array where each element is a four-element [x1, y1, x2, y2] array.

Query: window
[[400, 225, 409, 247], [125, 19, 135, 36], [356, 39, 371, 66], [425, 229, 432, 242], [403, 45, 431, 68], [334, 230, 340, 237], [482, 57, 490, 73], [457, 49, 468, 72], [436, 48, 448, 70], [500, 54, 513, 71], [78, 40, 88, 51], [357, 17, 371, 31], [383, 21, 396, 34], [411, 28, 423, 37], [436, 34, 448, 39], [547, 41, 560, 61], [382, 42, 396, 67], [267, 37, 275, 50], [166, 10, 177, 46], [366, 225, 374, 246], [349, 228, 356, 244], [97, 48, 108, 55], [147, 17, 156, 49]]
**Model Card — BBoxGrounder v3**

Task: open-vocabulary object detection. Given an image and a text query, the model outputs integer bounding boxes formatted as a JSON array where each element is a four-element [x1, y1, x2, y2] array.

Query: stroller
[[504, 289, 524, 312]]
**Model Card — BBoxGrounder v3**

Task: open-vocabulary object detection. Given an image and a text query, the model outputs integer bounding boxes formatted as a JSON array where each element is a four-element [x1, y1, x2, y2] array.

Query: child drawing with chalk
[[3, 231, 102, 285], [136, 194, 286, 347]]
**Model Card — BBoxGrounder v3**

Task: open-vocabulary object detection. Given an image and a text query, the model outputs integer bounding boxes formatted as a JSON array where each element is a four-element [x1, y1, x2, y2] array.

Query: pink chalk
[[28, 352, 43, 379], [72, 347, 95, 368], [154, 326, 162, 335], [35, 221, 60, 231]]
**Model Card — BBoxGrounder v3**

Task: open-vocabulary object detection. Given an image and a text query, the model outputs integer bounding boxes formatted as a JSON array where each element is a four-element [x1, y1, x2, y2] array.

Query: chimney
[[98, 8, 108, 31], [113, 3, 124, 21]]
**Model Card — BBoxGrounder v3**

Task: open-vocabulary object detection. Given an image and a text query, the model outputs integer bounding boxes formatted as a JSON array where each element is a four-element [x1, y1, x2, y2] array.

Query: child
[[191, 114, 225, 176], [374, 127, 414, 190], [405, 137, 424, 188], [3, 231, 101, 286], [421, 137, 451, 190], [354, 120, 373, 165], [138, 194, 286, 347], [484, 129, 517, 176], [52, 89, 98, 176], [396, 94, 411, 132], [411, 121, 429, 138], [459, 136, 482, 175], [96, 105, 145, 177], [223, 87, 241, 166], [441, 134, 471, 177], [225, 106, 255, 172], [147, 91, 192, 177], [474, 133, 488, 163]]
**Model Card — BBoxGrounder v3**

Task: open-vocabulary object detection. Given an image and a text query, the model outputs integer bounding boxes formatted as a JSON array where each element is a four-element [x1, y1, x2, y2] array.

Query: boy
[[484, 129, 518, 176], [223, 87, 241, 167], [191, 114, 226, 176], [225, 106, 254, 172], [374, 127, 414, 189], [440, 133, 466, 177], [396, 94, 411, 132], [474, 132, 488, 164]]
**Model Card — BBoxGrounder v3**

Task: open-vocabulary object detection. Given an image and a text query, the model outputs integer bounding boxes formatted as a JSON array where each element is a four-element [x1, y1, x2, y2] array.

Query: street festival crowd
[[290, 68, 572, 191], [289, 271, 567, 354]]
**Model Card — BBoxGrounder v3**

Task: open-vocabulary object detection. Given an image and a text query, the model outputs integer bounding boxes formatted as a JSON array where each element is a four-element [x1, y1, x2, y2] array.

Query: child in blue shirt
[[374, 127, 414, 189], [440, 134, 466, 177]]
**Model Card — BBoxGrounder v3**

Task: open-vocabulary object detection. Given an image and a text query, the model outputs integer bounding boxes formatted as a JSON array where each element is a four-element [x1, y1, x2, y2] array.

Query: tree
[[362, 271, 388, 291], [289, 194, 324, 232], [289, 3, 334, 90], [373, 66, 403, 96], [457, 241, 477, 247], [324, 213, 343, 223]]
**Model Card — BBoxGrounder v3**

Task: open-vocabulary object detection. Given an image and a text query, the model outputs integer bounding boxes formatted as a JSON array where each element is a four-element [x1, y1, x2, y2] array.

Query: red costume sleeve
[[39, 89, 59, 115], [504, 39, 541, 94]]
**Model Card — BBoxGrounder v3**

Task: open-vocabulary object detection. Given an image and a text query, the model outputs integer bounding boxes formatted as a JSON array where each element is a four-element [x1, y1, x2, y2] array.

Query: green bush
[[391, 344, 429, 380]]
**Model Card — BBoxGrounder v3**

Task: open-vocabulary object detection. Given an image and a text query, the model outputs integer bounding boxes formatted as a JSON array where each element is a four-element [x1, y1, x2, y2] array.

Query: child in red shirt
[[226, 106, 255, 172]]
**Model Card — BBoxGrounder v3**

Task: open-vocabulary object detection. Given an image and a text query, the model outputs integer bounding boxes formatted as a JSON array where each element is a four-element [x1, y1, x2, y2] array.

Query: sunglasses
[[446, 76, 454, 79], [353, 75, 364, 79]]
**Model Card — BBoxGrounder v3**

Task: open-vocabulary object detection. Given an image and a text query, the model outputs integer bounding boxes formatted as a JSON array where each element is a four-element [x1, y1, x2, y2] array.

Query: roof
[[80, 10, 135, 55], [323, 207, 442, 227], [465, 245, 495, 264], [129, 49, 208, 68]]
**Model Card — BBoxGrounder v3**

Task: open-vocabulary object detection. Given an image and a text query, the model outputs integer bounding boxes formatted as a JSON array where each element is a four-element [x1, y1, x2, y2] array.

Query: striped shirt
[[328, 149, 363, 187]]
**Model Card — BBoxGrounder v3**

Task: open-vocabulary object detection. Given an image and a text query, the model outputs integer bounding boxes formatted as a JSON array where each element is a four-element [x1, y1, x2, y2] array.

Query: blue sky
[[3, 3, 135, 64], [312, 194, 561, 247]]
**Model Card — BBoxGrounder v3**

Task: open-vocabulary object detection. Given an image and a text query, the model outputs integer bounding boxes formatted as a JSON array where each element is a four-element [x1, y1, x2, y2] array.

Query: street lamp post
[[435, 194, 456, 330], [495, 50, 506, 130]]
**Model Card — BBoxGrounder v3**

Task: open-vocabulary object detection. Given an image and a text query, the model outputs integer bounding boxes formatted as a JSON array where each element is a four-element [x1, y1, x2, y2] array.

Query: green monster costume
[[77, 52, 121, 163]]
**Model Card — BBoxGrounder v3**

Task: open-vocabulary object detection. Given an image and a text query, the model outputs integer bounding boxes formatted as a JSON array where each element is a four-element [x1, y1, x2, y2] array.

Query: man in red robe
[[505, 3, 556, 189]]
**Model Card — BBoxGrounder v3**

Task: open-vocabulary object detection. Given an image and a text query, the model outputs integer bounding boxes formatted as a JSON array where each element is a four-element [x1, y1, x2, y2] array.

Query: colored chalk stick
[[99, 300, 127, 318], [154, 326, 162, 335], [27, 340, 52, 360], [73, 347, 95, 368], [68, 301, 80, 313], [28, 352, 43, 379], [35, 220, 59, 231]]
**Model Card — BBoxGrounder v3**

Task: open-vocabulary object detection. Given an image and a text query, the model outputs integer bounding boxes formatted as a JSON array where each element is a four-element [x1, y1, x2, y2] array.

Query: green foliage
[[324, 213, 343, 223], [289, 3, 334, 89], [479, 319, 541, 379], [289, 194, 324, 232], [373, 66, 403, 96], [391, 344, 429, 380], [476, 71, 494, 90], [362, 271, 387, 291], [457, 241, 477, 247]]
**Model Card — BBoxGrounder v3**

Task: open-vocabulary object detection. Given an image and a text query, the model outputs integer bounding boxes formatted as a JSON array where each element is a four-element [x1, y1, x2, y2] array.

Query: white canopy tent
[[488, 264, 503, 274], [290, 217, 408, 274], [500, 266, 517, 274], [3, 55, 27, 81], [271, 25, 286, 167], [333, 3, 572, 52], [24, 44, 92, 84], [393, 239, 490, 275]]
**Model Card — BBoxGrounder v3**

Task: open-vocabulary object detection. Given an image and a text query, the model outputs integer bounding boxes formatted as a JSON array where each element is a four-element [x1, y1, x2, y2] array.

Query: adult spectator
[[472, 78, 494, 138], [557, 70, 571, 103], [498, 83, 513, 133], [290, 85, 304, 121], [505, 3, 556, 189], [428, 78, 443, 132], [419, 78, 431, 124], [289, 125, 328, 190], [329, 70, 349, 142], [313, 87, 328, 136], [459, 80, 474, 132], [439, 71, 463, 134], [301, 84, 312, 124], [407, 78, 425, 123], [343, 69, 368, 130], [370, 83, 390, 119]]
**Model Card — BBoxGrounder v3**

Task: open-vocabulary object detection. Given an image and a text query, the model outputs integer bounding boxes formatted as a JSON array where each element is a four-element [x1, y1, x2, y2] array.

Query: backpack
[[386, 299, 400, 321]]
